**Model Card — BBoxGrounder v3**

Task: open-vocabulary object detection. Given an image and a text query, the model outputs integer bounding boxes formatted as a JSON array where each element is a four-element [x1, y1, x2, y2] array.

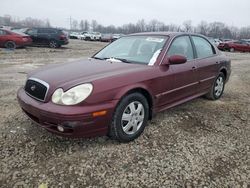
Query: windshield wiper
[[108, 57, 131, 63], [92, 56, 105, 60], [93, 56, 132, 64]]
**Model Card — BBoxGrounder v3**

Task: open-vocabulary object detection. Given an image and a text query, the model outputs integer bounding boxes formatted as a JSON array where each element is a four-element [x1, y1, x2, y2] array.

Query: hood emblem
[[31, 85, 36, 91]]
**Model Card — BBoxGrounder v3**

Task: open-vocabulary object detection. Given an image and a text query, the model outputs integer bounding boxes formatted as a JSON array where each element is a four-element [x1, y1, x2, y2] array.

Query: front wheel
[[205, 73, 225, 100], [109, 93, 149, 142]]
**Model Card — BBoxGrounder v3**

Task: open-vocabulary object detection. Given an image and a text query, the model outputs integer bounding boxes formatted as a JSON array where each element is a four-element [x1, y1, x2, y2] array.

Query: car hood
[[29, 59, 151, 89]]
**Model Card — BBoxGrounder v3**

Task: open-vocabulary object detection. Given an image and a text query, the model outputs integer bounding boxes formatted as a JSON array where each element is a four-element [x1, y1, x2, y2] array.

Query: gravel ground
[[0, 40, 249, 188]]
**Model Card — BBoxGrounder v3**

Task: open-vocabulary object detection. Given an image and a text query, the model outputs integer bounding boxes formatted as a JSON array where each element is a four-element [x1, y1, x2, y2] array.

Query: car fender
[[113, 83, 154, 104]]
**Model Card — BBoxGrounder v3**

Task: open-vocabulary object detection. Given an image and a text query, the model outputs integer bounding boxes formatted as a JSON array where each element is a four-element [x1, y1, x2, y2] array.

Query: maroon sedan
[[218, 40, 250, 52], [17, 32, 231, 142], [0, 29, 32, 49]]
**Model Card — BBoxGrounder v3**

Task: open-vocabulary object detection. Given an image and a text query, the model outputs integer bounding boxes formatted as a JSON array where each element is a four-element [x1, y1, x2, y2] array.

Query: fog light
[[57, 125, 64, 132]]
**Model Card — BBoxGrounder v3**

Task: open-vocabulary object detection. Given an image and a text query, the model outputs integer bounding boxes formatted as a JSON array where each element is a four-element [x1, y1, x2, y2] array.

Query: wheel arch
[[114, 85, 154, 120], [219, 67, 228, 80]]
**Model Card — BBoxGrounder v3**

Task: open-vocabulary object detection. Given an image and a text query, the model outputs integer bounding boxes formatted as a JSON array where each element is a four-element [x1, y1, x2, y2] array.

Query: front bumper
[[17, 88, 118, 138]]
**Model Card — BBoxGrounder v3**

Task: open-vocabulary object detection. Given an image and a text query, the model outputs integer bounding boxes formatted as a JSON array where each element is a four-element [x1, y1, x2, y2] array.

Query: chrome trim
[[200, 76, 216, 83], [25, 77, 50, 102], [155, 81, 199, 98]]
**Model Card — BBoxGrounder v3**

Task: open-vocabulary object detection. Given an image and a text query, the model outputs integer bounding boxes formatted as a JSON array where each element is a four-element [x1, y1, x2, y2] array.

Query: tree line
[[1, 15, 250, 39], [74, 19, 250, 39], [0, 15, 51, 29]]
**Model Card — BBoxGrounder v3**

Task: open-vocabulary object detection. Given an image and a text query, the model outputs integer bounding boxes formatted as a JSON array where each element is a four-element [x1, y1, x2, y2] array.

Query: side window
[[27, 29, 37, 35], [45, 29, 56, 34], [38, 29, 46, 34], [167, 36, 194, 60], [192, 36, 215, 58]]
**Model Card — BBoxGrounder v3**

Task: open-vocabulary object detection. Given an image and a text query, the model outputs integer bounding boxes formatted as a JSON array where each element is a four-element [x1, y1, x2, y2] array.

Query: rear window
[[0, 30, 7, 35]]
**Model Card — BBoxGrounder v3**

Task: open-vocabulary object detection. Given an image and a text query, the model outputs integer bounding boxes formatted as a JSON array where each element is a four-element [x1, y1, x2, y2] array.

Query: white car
[[84, 32, 101, 41], [79, 31, 88, 40], [69, 32, 81, 39]]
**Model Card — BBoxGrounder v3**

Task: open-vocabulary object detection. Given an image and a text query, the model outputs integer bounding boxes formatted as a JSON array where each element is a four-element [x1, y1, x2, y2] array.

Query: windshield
[[94, 35, 168, 65]]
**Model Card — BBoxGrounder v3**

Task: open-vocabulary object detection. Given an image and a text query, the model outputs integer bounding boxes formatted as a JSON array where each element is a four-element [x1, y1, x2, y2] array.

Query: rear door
[[191, 36, 218, 93], [37, 28, 50, 44], [26, 29, 38, 44]]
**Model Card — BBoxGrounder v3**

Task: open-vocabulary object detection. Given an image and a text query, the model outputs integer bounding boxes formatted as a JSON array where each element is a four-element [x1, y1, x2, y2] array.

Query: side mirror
[[169, 55, 187, 65]]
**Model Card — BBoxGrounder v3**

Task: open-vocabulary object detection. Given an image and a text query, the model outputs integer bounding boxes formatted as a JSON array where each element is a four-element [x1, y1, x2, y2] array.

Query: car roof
[[32, 27, 61, 30], [129, 32, 204, 37]]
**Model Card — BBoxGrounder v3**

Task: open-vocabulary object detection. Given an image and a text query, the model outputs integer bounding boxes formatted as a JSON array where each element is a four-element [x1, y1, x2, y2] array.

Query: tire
[[205, 73, 225, 100], [109, 93, 149, 142], [4, 41, 16, 49], [229, 47, 235, 52], [49, 40, 59, 48]]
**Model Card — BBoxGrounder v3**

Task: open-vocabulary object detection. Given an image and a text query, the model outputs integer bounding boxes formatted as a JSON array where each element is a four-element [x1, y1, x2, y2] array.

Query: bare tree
[[183, 20, 193, 32], [91, 20, 98, 31], [239, 26, 250, 39], [197, 21, 209, 36], [79, 20, 84, 31], [84, 20, 89, 31], [72, 19, 78, 30], [147, 19, 159, 32], [45, 19, 51, 28], [136, 19, 146, 32]]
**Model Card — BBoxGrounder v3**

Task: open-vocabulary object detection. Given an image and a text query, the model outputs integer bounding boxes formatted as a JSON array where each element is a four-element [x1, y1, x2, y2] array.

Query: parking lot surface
[[0, 40, 249, 187]]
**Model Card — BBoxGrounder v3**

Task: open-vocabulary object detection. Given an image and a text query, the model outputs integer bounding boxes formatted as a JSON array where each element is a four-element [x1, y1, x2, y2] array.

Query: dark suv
[[25, 28, 68, 48]]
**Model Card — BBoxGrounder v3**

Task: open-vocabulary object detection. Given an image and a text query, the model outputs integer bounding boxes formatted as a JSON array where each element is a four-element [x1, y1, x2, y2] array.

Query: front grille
[[24, 78, 49, 102]]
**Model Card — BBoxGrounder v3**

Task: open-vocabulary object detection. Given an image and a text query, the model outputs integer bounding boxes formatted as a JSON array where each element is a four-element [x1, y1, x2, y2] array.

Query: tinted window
[[192, 36, 215, 58], [167, 36, 194, 60], [38, 29, 57, 34], [27, 29, 37, 35]]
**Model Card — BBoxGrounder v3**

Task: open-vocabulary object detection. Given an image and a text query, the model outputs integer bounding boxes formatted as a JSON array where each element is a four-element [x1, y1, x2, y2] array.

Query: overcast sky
[[1, 0, 250, 28]]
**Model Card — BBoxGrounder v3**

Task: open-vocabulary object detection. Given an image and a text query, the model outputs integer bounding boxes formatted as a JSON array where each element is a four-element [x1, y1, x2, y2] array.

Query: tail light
[[60, 34, 67, 40], [22, 36, 29, 41]]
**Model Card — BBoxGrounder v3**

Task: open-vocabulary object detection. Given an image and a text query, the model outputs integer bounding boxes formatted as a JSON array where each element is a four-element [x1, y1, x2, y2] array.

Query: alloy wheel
[[214, 76, 224, 97], [121, 101, 145, 135], [49, 41, 57, 48]]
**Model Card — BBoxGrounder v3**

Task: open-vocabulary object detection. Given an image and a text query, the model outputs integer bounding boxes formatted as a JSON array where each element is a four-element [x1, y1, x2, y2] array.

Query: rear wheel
[[4, 41, 16, 49], [205, 73, 225, 100], [109, 93, 149, 142], [49, 40, 59, 48]]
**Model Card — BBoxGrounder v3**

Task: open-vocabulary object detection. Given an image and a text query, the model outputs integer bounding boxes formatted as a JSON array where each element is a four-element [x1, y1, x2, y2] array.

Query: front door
[[158, 35, 198, 107], [26, 29, 38, 44]]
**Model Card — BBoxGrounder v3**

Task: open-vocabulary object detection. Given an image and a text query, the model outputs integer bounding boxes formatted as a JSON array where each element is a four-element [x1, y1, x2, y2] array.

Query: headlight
[[52, 83, 93, 105]]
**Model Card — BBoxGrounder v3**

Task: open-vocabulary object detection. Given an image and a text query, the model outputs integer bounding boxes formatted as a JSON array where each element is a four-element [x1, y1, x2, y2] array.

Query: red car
[[0, 29, 32, 49], [17, 32, 231, 142], [218, 40, 250, 52]]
